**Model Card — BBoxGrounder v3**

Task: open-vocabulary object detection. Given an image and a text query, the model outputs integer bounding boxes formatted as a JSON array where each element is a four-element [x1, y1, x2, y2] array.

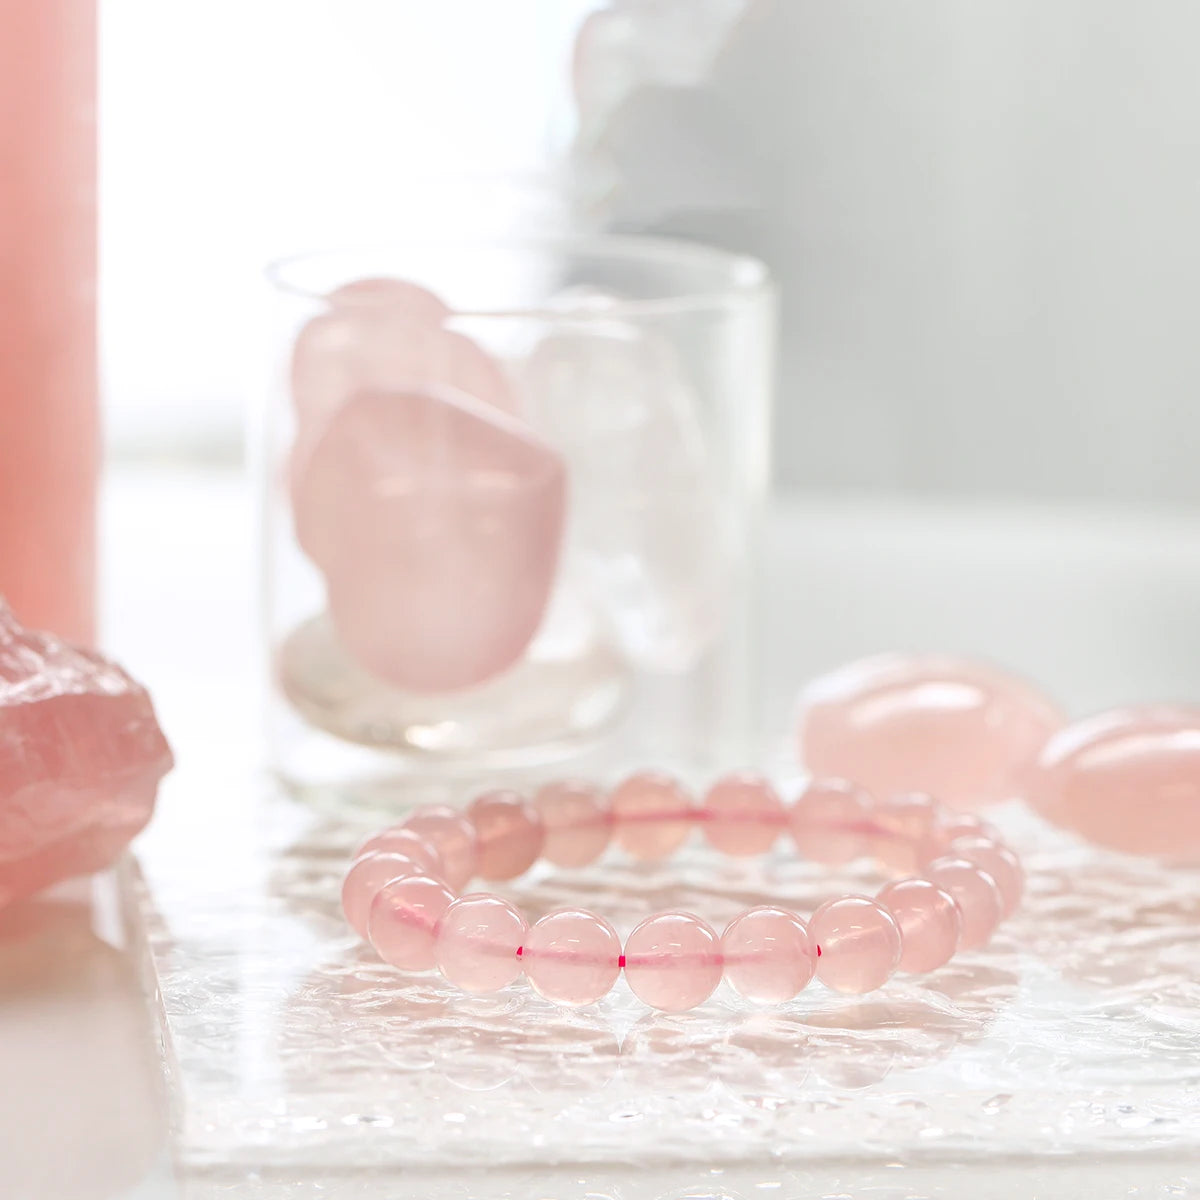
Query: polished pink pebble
[[796, 654, 1064, 812], [534, 780, 611, 867], [402, 806, 477, 890], [721, 906, 814, 1004], [788, 778, 874, 864], [623, 911, 723, 1012], [948, 836, 1024, 917], [326, 277, 451, 322], [924, 857, 1003, 950], [876, 878, 962, 973], [610, 771, 694, 860], [701, 773, 784, 856], [809, 896, 902, 994], [523, 907, 622, 1007], [353, 827, 444, 879], [434, 894, 528, 993], [341, 851, 425, 939], [467, 791, 545, 881], [367, 873, 455, 970]]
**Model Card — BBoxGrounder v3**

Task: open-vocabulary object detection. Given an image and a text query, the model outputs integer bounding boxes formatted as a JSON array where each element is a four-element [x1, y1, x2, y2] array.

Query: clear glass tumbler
[[260, 235, 774, 798]]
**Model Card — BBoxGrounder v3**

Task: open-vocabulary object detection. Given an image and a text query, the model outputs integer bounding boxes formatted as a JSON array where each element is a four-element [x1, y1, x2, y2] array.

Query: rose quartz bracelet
[[341, 772, 1023, 1012]]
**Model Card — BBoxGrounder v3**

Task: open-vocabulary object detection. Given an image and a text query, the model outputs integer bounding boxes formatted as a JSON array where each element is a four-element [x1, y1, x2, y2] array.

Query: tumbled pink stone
[[876, 878, 962, 973], [434, 894, 528, 993], [924, 856, 1003, 950], [809, 896, 902, 994], [534, 780, 611, 867], [341, 850, 425, 939], [523, 907, 622, 1007], [788, 778, 874, 864], [1027, 707, 1200, 860], [326, 277, 451, 323], [623, 911, 723, 1012], [701, 772, 784, 857], [721, 906, 814, 1004], [466, 790, 544, 881], [367, 873, 455, 971], [948, 836, 1024, 917], [796, 654, 1065, 811], [292, 388, 567, 693], [610, 771, 694, 861], [402, 806, 477, 891], [0, 603, 174, 908], [353, 827, 444, 879]]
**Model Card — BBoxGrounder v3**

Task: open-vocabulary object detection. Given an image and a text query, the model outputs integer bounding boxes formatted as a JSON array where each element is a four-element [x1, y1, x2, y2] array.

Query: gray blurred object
[[570, 0, 1200, 501]]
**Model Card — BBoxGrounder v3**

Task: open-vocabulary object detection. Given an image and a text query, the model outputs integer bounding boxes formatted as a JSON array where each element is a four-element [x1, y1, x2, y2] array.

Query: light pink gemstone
[[721, 906, 814, 1004], [918, 811, 1002, 865], [867, 791, 939, 872], [367, 873, 455, 971], [466, 790, 544, 881], [326, 277, 451, 323], [523, 907, 622, 1007], [623, 911, 723, 1012], [353, 827, 444, 879], [341, 851, 425, 939], [788, 778, 875, 864], [534, 780, 611, 867], [924, 857, 1004, 950], [796, 654, 1065, 812], [402, 806, 478, 891], [610, 771, 694, 861], [434, 894, 528, 994], [876, 878, 962, 973], [948, 836, 1024, 917], [291, 388, 566, 693], [701, 772, 784, 856], [809, 896, 902, 994]]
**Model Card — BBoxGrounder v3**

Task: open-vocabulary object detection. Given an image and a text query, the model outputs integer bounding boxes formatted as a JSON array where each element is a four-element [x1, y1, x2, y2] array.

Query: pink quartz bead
[[353, 827, 444, 879], [466, 790, 544, 881], [534, 780, 611, 867], [948, 836, 1024, 917], [341, 851, 425, 939], [924, 856, 1004, 950], [367, 873, 456, 971], [919, 811, 1001, 866], [868, 792, 938, 872], [434, 893, 529, 994], [788, 778, 875, 864], [809, 896, 902, 994], [610, 771, 694, 861], [721, 906, 815, 1004], [402, 806, 478, 891], [523, 907, 622, 1007], [701, 772, 784, 857], [876, 878, 962, 973], [623, 911, 723, 1012]]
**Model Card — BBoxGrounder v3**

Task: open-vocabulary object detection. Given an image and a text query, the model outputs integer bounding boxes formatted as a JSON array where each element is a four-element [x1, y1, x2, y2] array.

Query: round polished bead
[[353, 827, 445, 879], [523, 908, 622, 1007], [809, 896, 902, 994], [367, 873, 456, 970], [402, 806, 477, 890], [876, 878, 962, 973], [342, 851, 426, 939], [789, 778, 875, 864], [868, 792, 938, 872], [924, 856, 1004, 950], [721, 906, 815, 1004], [623, 911, 723, 1011], [434, 894, 528, 993], [466, 790, 544, 881], [701, 772, 784, 856], [610, 771, 694, 861], [534, 780, 611, 867], [948, 836, 1024, 917], [919, 811, 1001, 866]]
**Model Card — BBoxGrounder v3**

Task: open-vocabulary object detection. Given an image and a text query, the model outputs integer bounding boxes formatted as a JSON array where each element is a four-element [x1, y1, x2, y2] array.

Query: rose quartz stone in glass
[[624, 911, 723, 1012], [353, 827, 444, 879], [701, 772, 784, 856], [341, 851, 425, 939], [796, 654, 1065, 812], [788, 778, 874, 864], [523, 907, 622, 1007], [326, 277, 451, 323], [434, 894, 528, 993], [948, 835, 1024, 917], [1027, 706, 1200, 860], [610, 771, 694, 860], [877, 878, 962, 973], [809, 896, 902, 994], [534, 780, 611, 867], [402, 806, 477, 891], [291, 388, 566, 693], [868, 791, 939, 872], [466, 790, 544, 881], [924, 856, 1004, 950], [721, 906, 814, 1004], [367, 873, 455, 971]]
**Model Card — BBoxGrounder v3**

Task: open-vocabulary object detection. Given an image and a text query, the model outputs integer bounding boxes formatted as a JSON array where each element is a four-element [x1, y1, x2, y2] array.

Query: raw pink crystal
[[796, 654, 1065, 811], [0, 602, 173, 908], [291, 388, 567, 693]]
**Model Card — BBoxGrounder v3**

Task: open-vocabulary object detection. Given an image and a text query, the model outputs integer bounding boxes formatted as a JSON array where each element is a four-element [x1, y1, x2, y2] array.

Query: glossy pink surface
[[701, 773, 783, 856], [466, 791, 544, 881], [402, 806, 477, 891], [523, 907, 622, 1007], [948, 836, 1024, 917], [924, 857, 1003, 950], [367, 873, 455, 971], [623, 911, 723, 1012], [341, 851, 425, 940], [434, 894, 528, 993], [869, 792, 938, 872], [877, 878, 962, 973], [721, 906, 814, 1004], [796, 654, 1064, 811], [809, 896, 902, 994], [788, 778, 874, 864], [353, 827, 444, 879], [326, 278, 451, 323], [534, 781, 611, 867], [610, 771, 693, 860]]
